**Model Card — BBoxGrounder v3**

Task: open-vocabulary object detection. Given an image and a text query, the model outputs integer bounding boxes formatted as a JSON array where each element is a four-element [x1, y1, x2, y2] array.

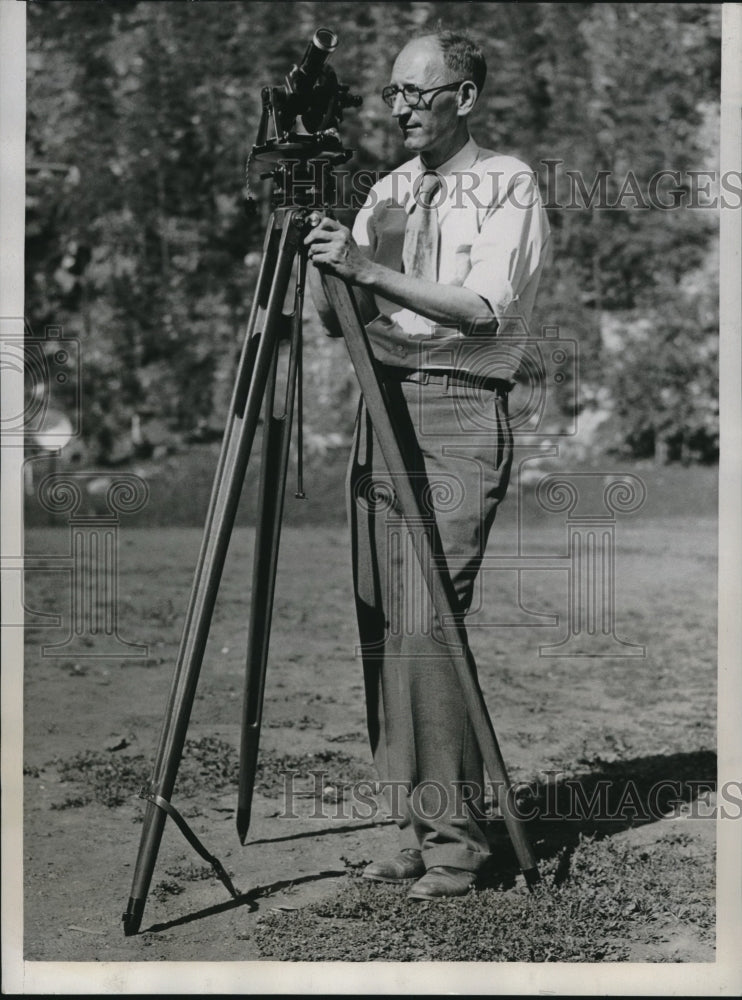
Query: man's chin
[[401, 129, 425, 149]]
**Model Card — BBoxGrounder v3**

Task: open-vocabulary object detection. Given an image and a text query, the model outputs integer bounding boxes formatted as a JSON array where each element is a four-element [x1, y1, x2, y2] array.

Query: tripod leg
[[320, 273, 540, 887], [236, 255, 305, 843], [123, 211, 306, 936]]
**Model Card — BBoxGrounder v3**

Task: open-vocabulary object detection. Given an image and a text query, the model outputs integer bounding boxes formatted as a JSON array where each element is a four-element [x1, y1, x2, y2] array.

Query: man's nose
[[391, 92, 411, 118]]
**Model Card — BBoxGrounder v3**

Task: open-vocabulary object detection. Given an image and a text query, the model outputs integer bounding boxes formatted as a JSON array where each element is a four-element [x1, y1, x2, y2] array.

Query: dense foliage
[[25, 1, 720, 467]]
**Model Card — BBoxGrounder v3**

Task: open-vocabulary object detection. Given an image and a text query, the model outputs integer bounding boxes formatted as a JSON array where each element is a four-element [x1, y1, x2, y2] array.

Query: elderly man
[[306, 29, 550, 899]]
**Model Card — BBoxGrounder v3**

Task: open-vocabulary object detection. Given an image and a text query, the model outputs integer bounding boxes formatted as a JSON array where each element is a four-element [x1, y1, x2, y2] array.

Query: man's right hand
[[307, 259, 380, 338]]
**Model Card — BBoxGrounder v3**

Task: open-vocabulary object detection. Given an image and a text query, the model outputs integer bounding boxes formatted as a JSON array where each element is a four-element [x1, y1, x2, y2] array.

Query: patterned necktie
[[402, 171, 441, 281]]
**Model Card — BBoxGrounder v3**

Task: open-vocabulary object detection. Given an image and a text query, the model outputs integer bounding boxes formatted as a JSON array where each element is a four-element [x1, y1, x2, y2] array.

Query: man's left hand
[[304, 218, 373, 284]]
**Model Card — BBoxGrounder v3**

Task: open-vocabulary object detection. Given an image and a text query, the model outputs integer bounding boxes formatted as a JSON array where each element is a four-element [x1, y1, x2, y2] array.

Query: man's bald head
[[408, 30, 487, 97], [392, 36, 450, 92]]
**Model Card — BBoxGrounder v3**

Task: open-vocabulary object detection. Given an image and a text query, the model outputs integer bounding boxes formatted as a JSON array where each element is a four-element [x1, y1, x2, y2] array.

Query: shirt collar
[[424, 134, 479, 177], [400, 135, 480, 215]]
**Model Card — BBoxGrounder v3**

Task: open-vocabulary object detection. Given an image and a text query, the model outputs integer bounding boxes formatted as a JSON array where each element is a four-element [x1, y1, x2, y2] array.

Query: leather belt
[[382, 366, 511, 396]]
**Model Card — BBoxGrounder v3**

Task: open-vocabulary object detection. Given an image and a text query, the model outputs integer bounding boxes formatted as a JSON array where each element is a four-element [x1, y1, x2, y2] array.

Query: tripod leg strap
[[140, 789, 240, 899]]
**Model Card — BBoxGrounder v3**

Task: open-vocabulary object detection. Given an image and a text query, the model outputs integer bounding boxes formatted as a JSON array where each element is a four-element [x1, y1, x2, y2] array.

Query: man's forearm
[[358, 260, 494, 330]]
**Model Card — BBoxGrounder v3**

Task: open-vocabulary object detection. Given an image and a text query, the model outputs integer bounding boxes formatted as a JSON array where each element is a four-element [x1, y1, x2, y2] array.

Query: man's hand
[[304, 218, 374, 284]]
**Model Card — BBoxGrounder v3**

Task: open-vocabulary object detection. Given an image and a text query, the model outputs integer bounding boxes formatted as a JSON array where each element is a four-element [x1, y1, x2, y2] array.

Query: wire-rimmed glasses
[[381, 81, 466, 110]]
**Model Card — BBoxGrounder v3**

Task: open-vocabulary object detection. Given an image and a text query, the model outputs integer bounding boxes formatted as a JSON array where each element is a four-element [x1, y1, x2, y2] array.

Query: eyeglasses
[[381, 81, 465, 110]]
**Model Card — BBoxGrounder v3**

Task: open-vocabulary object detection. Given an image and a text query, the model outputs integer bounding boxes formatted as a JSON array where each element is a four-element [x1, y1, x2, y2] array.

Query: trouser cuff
[[421, 845, 490, 873]]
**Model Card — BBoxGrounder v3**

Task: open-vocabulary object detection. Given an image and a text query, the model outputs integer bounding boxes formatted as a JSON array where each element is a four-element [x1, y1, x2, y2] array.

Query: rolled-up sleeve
[[462, 169, 550, 324]]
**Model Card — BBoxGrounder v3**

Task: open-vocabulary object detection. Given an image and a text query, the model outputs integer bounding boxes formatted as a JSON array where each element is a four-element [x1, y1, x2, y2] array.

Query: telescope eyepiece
[[313, 28, 338, 53], [294, 27, 339, 91]]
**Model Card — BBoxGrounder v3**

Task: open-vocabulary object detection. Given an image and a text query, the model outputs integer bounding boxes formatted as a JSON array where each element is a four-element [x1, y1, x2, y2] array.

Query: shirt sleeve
[[462, 168, 550, 324]]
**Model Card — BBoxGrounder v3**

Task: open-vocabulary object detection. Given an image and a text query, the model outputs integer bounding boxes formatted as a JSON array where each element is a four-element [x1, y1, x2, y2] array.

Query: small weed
[[144, 598, 177, 626], [339, 855, 372, 878], [164, 863, 215, 883], [153, 879, 185, 901], [50, 794, 93, 810], [265, 716, 324, 731]]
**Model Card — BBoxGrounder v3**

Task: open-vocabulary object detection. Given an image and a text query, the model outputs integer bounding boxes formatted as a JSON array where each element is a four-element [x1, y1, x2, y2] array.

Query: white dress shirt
[[351, 135, 551, 377]]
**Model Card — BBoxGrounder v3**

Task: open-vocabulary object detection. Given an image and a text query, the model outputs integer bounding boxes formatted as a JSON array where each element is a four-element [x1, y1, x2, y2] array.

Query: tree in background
[[25, 1, 721, 469]]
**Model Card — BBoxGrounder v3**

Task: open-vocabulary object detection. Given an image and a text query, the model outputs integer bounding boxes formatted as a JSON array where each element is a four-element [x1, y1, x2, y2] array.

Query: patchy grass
[[53, 736, 240, 808], [56, 749, 151, 808], [254, 748, 372, 797], [254, 830, 715, 963], [53, 738, 370, 807], [152, 863, 218, 902]]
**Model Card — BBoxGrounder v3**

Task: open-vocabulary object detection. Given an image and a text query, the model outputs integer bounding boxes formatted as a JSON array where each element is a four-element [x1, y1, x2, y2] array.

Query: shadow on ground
[[477, 748, 717, 889]]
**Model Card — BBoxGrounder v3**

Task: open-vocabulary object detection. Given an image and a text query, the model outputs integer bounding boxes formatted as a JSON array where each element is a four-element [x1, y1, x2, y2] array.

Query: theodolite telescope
[[252, 27, 361, 163]]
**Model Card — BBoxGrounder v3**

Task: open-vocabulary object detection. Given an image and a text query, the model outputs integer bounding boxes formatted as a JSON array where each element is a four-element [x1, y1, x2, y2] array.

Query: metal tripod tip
[[122, 898, 145, 936], [236, 807, 252, 845], [522, 867, 541, 891]]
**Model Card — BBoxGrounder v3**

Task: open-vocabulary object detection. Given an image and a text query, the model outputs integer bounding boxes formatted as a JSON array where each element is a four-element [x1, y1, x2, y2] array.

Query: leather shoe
[[407, 865, 476, 901], [362, 849, 425, 884]]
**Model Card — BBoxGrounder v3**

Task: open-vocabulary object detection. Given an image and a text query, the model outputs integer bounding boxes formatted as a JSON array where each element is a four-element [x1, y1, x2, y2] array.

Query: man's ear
[[457, 80, 478, 116]]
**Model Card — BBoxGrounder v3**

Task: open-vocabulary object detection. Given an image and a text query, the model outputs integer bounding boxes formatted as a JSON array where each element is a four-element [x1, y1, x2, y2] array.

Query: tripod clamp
[[137, 786, 240, 899]]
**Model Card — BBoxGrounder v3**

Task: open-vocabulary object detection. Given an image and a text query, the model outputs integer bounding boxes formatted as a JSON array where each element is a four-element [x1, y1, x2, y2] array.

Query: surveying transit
[[123, 28, 539, 937]]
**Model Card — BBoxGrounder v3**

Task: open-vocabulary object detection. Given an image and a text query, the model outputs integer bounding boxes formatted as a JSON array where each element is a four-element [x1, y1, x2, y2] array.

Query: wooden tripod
[[122, 205, 539, 936]]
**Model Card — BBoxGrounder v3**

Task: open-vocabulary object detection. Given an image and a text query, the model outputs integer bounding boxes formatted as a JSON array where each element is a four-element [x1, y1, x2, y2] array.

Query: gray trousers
[[346, 374, 513, 872]]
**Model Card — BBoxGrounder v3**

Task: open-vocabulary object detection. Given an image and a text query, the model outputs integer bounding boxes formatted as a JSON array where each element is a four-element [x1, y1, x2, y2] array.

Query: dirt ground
[[16, 481, 721, 985]]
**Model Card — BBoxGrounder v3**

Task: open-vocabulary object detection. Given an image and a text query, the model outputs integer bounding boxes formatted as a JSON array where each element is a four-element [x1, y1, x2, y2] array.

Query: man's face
[[388, 37, 463, 160]]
